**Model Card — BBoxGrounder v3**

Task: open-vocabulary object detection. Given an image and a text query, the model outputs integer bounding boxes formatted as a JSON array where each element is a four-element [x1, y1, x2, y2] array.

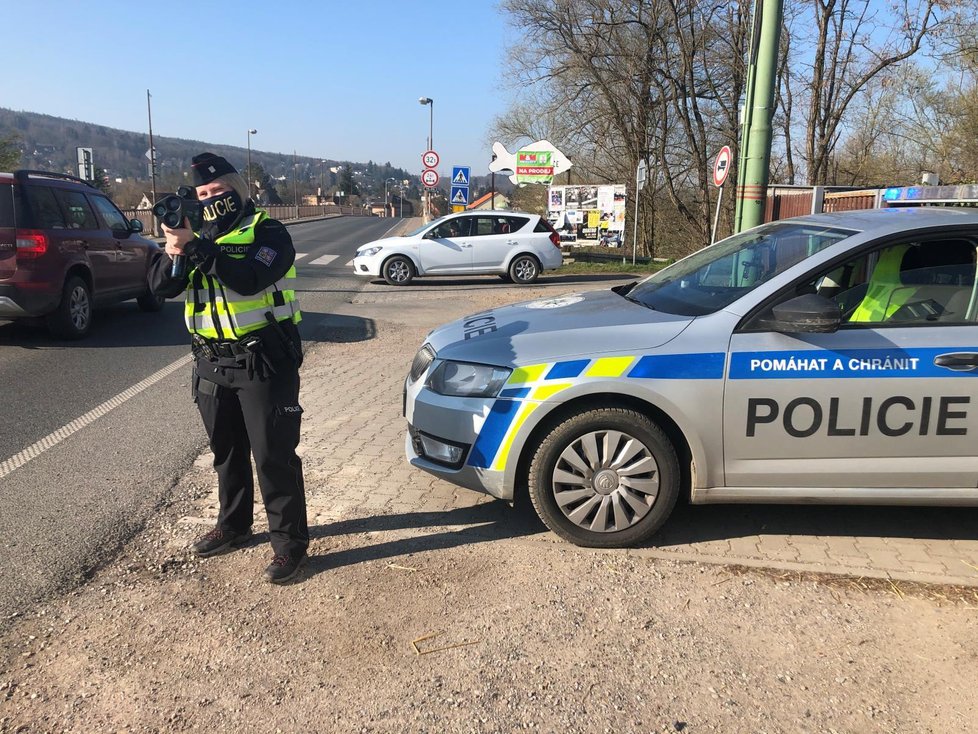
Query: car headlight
[[426, 360, 512, 398], [358, 246, 382, 257]]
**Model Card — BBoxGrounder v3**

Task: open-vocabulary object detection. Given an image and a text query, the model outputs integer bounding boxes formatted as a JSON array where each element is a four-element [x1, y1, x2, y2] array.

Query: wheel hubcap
[[69, 287, 90, 330], [389, 261, 409, 282], [514, 259, 535, 280], [551, 429, 659, 533]]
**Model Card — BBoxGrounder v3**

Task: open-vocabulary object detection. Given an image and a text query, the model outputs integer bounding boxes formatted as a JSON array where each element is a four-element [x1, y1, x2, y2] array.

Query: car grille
[[410, 344, 436, 382]]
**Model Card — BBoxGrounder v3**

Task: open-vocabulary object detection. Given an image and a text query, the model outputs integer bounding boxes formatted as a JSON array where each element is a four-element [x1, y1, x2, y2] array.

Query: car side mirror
[[128, 218, 144, 233], [770, 293, 841, 333], [422, 231, 436, 240]]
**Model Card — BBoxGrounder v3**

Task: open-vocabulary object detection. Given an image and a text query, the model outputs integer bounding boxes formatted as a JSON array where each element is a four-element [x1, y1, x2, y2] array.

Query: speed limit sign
[[422, 150, 440, 168], [421, 169, 439, 188]]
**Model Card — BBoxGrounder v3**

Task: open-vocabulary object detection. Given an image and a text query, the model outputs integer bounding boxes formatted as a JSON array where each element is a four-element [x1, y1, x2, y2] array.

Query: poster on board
[[547, 184, 627, 246]]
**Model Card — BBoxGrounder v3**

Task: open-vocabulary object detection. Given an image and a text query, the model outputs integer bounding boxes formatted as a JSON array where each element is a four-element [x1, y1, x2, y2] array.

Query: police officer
[[149, 152, 309, 583]]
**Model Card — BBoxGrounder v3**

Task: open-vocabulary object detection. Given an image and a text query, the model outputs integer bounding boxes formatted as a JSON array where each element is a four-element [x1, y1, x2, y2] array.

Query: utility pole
[[733, 0, 783, 233], [292, 150, 299, 213], [146, 89, 157, 207]]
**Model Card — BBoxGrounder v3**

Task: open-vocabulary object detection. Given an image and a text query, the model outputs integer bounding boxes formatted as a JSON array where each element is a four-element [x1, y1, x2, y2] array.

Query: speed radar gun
[[152, 186, 203, 278]]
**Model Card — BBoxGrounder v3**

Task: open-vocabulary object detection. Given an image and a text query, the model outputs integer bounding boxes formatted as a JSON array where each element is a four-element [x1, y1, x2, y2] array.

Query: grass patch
[[557, 260, 665, 275]]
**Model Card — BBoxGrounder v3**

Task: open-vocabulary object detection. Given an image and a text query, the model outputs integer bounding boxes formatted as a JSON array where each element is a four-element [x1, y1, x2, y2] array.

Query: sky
[[3, 0, 517, 175]]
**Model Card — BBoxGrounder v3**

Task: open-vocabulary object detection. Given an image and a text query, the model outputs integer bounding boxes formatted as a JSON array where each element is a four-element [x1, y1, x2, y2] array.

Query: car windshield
[[625, 221, 857, 316], [403, 215, 452, 238]]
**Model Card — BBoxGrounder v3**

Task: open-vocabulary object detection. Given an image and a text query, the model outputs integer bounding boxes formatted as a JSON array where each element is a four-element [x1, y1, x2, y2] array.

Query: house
[[466, 191, 509, 210], [136, 191, 176, 210]]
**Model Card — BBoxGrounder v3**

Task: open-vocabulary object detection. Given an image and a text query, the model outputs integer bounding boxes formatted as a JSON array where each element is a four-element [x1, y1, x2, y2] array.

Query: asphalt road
[[0, 215, 398, 625]]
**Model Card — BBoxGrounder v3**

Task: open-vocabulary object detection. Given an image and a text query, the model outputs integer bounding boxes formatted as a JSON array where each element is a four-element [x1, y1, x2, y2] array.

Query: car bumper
[[404, 375, 511, 500], [540, 249, 564, 270], [352, 255, 382, 277], [0, 284, 59, 318]]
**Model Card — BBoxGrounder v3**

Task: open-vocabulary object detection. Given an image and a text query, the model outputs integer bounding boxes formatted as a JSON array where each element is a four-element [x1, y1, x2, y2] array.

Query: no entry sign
[[713, 146, 732, 187]]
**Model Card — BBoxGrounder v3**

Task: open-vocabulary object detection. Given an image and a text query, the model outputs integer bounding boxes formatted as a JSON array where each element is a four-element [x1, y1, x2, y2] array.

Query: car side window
[[471, 218, 497, 236], [53, 189, 99, 230], [26, 186, 67, 229], [753, 237, 978, 328], [502, 216, 527, 233], [430, 219, 465, 238], [89, 195, 129, 231]]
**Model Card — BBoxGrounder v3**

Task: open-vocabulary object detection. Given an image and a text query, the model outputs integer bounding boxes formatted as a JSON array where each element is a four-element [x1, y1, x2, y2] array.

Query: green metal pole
[[734, 0, 783, 233]]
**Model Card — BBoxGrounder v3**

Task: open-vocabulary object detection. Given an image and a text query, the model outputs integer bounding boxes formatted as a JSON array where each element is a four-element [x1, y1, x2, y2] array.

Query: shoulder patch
[[255, 246, 277, 266]]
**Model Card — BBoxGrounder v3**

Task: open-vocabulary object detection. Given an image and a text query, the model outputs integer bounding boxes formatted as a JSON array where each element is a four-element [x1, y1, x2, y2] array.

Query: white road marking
[[310, 254, 339, 266], [345, 259, 354, 267], [0, 354, 193, 481], [294, 252, 309, 261]]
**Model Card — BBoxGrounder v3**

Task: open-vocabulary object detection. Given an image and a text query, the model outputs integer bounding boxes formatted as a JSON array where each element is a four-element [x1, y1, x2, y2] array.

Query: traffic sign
[[421, 169, 439, 188], [422, 150, 440, 168], [713, 146, 732, 187], [636, 159, 648, 190], [450, 186, 469, 205], [451, 166, 470, 186]]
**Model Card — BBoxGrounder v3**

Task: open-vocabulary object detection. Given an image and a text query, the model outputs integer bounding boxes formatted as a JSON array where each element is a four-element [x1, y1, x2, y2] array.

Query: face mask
[[200, 190, 243, 234]]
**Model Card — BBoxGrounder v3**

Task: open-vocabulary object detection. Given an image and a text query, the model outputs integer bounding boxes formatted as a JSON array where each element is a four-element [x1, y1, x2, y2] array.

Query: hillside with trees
[[0, 108, 418, 209]]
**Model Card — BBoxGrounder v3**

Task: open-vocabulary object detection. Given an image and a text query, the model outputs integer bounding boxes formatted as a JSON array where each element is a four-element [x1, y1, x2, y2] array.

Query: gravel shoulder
[[2, 276, 976, 733]]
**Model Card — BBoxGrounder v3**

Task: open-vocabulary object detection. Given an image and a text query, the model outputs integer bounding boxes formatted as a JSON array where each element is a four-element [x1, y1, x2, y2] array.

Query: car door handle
[[934, 352, 978, 371]]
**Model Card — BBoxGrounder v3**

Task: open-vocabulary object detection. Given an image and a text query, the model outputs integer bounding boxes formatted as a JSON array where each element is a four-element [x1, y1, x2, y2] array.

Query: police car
[[404, 208, 978, 547]]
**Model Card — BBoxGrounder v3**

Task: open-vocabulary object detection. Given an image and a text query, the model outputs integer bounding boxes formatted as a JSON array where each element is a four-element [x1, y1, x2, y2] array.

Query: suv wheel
[[527, 408, 680, 548], [509, 254, 540, 284], [47, 276, 93, 339]]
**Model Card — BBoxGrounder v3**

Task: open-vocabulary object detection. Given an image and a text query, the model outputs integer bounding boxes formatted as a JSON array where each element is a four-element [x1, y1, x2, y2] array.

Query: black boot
[[192, 527, 251, 558]]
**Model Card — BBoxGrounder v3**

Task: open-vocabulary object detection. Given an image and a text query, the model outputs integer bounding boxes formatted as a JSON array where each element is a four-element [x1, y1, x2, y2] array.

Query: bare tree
[[793, 0, 945, 185], [494, 0, 751, 255]]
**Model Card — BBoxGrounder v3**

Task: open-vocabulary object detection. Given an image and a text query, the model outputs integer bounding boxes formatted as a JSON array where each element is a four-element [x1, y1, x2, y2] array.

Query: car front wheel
[[528, 408, 680, 548], [383, 255, 415, 286], [509, 254, 540, 284], [47, 276, 93, 339]]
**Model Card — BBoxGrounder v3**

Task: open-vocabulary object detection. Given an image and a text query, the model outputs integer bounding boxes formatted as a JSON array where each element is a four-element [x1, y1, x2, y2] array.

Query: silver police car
[[405, 208, 978, 547]]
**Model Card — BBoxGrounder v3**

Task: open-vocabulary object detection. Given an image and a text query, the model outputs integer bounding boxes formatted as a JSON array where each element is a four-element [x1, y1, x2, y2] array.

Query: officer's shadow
[[297, 500, 546, 580]]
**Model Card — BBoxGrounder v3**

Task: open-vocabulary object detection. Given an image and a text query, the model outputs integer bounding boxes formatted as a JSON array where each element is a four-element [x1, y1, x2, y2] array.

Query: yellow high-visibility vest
[[184, 210, 301, 339], [849, 244, 914, 323]]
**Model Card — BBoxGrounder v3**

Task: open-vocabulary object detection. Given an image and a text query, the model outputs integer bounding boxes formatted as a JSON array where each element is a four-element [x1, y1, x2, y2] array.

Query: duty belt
[[191, 333, 263, 361]]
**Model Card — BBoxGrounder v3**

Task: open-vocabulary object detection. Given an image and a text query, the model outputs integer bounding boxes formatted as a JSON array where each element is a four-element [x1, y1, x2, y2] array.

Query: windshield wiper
[[622, 292, 655, 310], [612, 280, 638, 296]]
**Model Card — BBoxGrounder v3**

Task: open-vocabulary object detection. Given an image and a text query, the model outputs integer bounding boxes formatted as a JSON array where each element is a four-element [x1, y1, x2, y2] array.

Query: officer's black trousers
[[193, 354, 309, 558]]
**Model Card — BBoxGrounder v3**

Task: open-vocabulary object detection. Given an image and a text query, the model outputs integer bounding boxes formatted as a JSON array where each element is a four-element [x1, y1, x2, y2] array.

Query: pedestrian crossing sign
[[451, 186, 468, 205], [452, 166, 470, 186]]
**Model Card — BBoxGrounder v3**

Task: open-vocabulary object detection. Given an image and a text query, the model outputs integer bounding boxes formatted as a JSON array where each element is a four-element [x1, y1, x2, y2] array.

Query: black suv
[[0, 170, 164, 339]]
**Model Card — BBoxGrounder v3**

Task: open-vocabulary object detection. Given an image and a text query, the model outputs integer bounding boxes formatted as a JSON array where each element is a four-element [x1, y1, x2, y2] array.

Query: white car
[[352, 211, 564, 286]]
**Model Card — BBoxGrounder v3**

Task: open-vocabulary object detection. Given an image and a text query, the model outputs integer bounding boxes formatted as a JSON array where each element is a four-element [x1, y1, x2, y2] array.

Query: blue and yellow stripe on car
[[466, 352, 726, 471]]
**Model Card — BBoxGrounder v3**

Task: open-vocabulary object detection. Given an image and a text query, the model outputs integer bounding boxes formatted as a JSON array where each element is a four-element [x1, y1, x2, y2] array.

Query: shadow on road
[[650, 501, 978, 547], [300, 500, 547, 580], [300, 312, 376, 344], [0, 301, 188, 349], [0, 304, 377, 349]]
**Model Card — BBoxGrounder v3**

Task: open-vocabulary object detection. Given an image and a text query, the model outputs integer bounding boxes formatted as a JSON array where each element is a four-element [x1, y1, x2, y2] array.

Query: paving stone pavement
[[180, 273, 978, 589]]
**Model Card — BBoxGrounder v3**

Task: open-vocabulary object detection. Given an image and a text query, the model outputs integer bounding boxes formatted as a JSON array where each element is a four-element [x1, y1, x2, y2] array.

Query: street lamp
[[320, 160, 327, 203], [246, 128, 257, 199], [384, 176, 396, 217], [419, 96, 434, 221]]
